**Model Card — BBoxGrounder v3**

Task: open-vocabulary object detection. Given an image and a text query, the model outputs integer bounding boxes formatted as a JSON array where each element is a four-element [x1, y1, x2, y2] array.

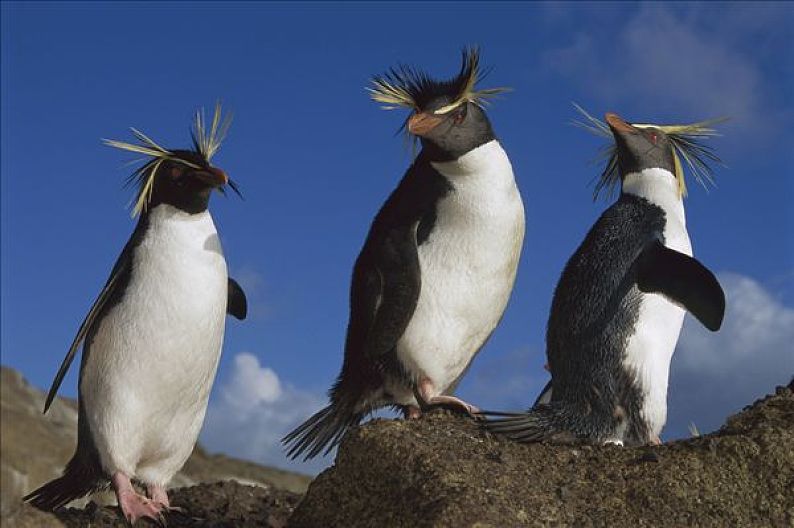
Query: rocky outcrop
[[290, 385, 794, 527], [4, 363, 792, 527], [0, 366, 311, 524]]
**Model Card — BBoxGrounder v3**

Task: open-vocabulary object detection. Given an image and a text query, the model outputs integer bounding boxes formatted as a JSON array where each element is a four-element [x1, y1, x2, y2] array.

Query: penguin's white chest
[[82, 205, 228, 484], [621, 169, 691, 439], [394, 140, 525, 400]]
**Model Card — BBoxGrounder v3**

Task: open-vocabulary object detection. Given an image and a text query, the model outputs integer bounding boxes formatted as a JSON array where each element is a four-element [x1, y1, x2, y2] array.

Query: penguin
[[283, 48, 525, 460], [24, 104, 247, 525], [484, 107, 726, 446]]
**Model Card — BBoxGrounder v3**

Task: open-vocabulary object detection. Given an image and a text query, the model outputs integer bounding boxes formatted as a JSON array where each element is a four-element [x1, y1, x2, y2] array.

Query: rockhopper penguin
[[484, 107, 726, 446], [283, 48, 525, 460], [24, 105, 247, 524]]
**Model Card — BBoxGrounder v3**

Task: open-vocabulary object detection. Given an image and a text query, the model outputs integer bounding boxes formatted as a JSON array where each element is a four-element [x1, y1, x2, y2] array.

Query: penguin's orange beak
[[605, 113, 638, 134], [194, 167, 229, 188], [408, 112, 443, 137]]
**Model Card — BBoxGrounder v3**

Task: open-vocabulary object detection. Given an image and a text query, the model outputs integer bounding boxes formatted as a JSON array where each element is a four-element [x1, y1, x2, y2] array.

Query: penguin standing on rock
[[484, 107, 726, 446], [25, 105, 247, 525], [283, 48, 525, 460]]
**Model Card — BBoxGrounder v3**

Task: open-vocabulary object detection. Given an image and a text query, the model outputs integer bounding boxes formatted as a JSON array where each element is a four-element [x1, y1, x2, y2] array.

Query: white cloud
[[220, 353, 282, 413], [200, 352, 331, 475], [667, 272, 794, 438]]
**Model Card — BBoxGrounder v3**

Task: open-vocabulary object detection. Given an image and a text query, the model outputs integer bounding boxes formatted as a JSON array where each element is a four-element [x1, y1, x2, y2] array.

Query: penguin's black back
[[545, 194, 666, 442]]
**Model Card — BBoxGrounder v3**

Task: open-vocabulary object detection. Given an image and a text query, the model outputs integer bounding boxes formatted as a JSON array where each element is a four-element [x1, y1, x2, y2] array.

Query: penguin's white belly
[[81, 206, 228, 485], [394, 140, 524, 402], [622, 211, 692, 439]]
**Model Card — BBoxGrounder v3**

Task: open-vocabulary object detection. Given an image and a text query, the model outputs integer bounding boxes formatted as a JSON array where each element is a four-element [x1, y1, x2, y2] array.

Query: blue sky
[[2, 3, 792, 475]]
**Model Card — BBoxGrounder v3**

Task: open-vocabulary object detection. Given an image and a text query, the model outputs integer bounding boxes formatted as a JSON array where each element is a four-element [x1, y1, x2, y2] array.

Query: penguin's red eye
[[453, 108, 466, 125], [170, 167, 184, 179], [649, 133, 658, 144]]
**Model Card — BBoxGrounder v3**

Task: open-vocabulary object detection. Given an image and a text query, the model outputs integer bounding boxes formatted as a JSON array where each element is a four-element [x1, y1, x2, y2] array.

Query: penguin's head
[[146, 149, 230, 214], [572, 104, 725, 200], [105, 103, 241, 216], [369, 47, 508, 161], [605, 112, 677, 184]]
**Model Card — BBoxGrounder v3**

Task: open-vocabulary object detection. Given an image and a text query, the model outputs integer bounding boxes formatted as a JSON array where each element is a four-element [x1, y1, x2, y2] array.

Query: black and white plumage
[[24, 105, 247, 524], [485, 110, 725, 446], [283, 48, 525, 460]]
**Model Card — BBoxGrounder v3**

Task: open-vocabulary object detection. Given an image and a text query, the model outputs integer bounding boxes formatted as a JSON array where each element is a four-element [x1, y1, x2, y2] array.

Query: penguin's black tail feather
[[481, 405, 573, 443], [282, 403, 364, 461], [24, 458, 102, 511]]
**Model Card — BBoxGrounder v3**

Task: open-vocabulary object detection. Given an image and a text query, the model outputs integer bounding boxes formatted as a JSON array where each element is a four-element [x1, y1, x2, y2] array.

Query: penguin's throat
[[430, 140, 507, 178], [622, 168, 686, 226]]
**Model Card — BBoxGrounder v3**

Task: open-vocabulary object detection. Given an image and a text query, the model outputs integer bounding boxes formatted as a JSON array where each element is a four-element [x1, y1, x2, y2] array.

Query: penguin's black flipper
[[44, 250, 132, 414], [637, 241, 726, 331], [227, 278, 247, 320], [344, 219, 422, 363], [361, 235, 422, 359]]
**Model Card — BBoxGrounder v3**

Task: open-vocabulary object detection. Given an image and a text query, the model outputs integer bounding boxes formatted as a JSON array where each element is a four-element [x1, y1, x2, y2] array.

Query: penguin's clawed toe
[[424, 395, 480, 417], [118, 497, 168, 527], [402, 405, 423, 420], [116, 488, 168, 526]]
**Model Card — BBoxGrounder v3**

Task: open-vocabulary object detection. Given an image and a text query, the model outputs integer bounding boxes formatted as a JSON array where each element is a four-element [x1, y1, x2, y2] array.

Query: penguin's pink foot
[[417, 378, 480, 417], [146, 484, 170, 508], [649, 435, 662, 446], [112, 473, 166, 526], [426, 394, 480, 416], [403, 405, 422, 420], [146, 483, 186, 515]]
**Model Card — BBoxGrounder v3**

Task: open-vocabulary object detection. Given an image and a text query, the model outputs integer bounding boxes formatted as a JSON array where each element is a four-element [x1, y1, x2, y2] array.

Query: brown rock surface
[[290, 385, 794, 527], [4, 480, 299, 527]]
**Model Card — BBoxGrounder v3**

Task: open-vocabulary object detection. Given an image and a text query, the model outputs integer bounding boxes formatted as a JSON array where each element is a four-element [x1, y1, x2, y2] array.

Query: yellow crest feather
[[572, 103, 726, 200], [368, 47, 509, 116], [104, 102, 232, 217]]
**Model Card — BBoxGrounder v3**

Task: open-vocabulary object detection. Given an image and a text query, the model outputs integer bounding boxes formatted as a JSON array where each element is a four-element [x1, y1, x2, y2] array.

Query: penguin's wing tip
[[227, 278, 247, 320]]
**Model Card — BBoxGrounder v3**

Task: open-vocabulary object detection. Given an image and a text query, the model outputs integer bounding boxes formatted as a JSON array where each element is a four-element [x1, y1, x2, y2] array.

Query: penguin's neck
[[622, 168, 686, 227], [430, 139, 513, 184], [140, 203, 222, 255]]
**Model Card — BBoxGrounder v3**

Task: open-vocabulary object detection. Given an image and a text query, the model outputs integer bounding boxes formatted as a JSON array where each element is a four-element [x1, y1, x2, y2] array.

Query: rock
[[290, 386, 794, 527], [0, 366, 311, 521], [5, 480, 300, 527], [1, 367, 81, 517]]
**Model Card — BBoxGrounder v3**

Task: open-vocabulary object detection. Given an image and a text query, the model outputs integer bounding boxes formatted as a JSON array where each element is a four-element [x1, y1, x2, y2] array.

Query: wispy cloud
[[542, 5, 793, 139], [667, 272, 794, 438], [200, 352, 331, 475]]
